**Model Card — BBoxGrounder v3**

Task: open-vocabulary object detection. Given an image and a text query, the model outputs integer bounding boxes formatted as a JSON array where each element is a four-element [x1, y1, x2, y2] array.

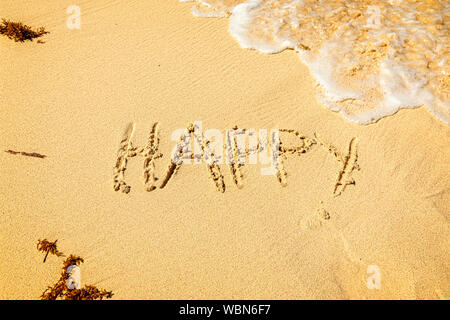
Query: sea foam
[[180, 0, 449, 124]]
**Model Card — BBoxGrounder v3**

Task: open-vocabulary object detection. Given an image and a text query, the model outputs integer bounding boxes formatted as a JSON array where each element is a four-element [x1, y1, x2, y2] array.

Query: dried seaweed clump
[[41, 255, 113, 300], [0, 19, 48, 42], [64, 285, 114, 300], [37, 239, 63, 262]]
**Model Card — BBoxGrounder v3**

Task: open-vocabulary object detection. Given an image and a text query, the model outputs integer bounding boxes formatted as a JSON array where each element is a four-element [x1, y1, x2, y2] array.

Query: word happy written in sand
[[113, 121, 359, 195]]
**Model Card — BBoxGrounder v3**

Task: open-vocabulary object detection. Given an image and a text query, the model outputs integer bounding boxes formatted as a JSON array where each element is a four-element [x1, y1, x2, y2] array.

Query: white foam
[[182, 0, 450, 124], [229, 0, 297, 53]]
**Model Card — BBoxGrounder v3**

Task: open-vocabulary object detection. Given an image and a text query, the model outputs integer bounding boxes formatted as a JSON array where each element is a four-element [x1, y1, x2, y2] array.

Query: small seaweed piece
[[37, 239, 63, 263], [5, 149, 47, 158], [62, 255, 84, 271], [41, 278, 67, 300], [0, 19, 48, 42], [64, 286, 114, 300]]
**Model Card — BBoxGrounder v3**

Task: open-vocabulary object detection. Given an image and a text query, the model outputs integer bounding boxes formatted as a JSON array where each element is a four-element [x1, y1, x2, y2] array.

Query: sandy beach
[[0, 0, 449, 299]]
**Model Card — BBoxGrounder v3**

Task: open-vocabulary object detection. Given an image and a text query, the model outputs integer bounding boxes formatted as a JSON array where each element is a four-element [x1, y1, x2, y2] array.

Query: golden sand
[[0, 0, 449, 299]]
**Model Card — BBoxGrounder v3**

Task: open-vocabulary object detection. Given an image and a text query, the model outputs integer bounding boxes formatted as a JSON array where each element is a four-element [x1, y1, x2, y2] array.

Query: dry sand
[[0, 0, 449, 299]]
